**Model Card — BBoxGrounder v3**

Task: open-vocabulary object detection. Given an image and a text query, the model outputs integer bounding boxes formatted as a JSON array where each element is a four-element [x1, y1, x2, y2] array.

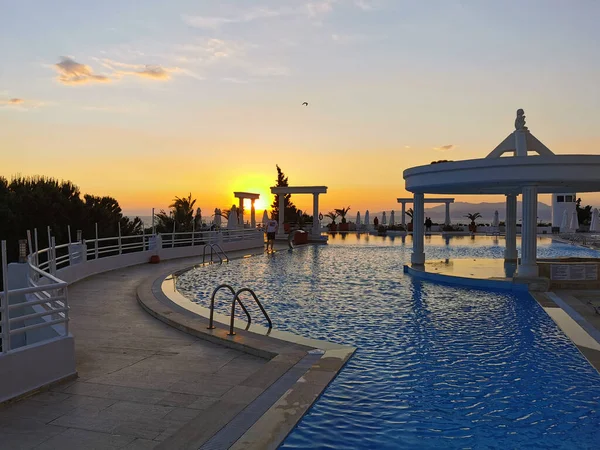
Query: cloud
[[54, 57, 111, 85], [97, 58, 192, 81], [434, 144, 455, 151], [182, 7, 283, 29], [182, 1, 348, 30], [1, 98, 45, 110], [354, 0, 376, 10]]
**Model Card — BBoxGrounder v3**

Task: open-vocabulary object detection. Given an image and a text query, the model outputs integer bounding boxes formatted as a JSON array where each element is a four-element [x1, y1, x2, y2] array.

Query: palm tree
[[405, 208, 414, 223], [465, 212, 482, 232], [325, 211, 338, 224], [334, 206, 351, 224], [170, 193, 196, 231]]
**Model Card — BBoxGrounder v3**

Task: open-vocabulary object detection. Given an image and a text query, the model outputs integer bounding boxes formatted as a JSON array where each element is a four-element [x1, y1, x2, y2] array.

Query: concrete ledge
[[0, 335, 77, 404], [136, 259, 355, 450], [404, 264, 529, 292]]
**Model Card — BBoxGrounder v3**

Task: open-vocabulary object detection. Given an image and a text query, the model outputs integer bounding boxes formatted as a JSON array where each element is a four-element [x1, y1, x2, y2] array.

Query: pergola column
[[250, 200, 256, 228], [411, 193, 425, 265], [504, 194, 518, 262], [312, 193, 320, 237], [401, 202, 406, 227], [278, 194, 285, 235], [519, 186, 538, 277], [238, 198, 244, 227], [444, 202, 451, 226]]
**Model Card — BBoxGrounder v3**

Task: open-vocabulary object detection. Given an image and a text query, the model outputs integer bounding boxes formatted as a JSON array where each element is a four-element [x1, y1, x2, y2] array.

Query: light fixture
[[18, 239, 27, 263]]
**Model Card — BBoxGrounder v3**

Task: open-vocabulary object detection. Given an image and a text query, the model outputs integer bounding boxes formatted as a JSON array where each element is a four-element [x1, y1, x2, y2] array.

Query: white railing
[[1, 226, 263, 354], [1, 241, 69, 354]]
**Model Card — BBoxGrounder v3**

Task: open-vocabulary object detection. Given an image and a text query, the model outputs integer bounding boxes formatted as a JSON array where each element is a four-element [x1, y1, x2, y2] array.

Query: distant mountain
[[346, 202, 552, 225]]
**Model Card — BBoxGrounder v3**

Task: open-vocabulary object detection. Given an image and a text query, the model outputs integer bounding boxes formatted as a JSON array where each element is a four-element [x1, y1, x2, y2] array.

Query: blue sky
[[2, 0, 600, 215]]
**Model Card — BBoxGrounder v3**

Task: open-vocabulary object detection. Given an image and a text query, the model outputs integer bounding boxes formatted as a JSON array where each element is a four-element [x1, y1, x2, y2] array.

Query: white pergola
[[403, 109, 600, 278], [270, 186, 327, 239], [233, 192, 260, 228], [396, 198, 455, 226]]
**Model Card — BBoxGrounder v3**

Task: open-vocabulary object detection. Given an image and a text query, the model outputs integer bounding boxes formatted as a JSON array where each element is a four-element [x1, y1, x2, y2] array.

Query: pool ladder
[[208, 284, 272, 336], [202, 243, 229, 264]]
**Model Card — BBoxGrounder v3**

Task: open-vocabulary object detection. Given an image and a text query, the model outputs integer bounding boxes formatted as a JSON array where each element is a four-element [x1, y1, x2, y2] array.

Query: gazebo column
[[312, 193, 320, 237], [504, 194, 518, 262], [401, 202, 406, 227], [238, 198, 244, 228], [278, 194, 285, 235], [411, 193, 425, 265], [250, 200, 256, 228], [444, 202, 451, 226], [519, 186, 539, 277]]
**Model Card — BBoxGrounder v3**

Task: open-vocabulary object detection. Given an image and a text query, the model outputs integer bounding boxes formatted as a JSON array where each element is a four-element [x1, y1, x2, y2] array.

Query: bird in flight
[[302, 102, 308, 106]]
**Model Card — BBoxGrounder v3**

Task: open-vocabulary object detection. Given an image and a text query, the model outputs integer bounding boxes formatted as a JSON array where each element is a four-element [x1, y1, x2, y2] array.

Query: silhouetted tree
[[0, 175, 142, 288], [154, 193, 198, 233], [270, 165, 299, 222], [576, 198, 592, 225]]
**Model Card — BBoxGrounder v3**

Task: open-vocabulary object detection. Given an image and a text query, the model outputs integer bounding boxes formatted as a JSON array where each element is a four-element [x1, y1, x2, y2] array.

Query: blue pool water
[[176, 235, 600, 449]]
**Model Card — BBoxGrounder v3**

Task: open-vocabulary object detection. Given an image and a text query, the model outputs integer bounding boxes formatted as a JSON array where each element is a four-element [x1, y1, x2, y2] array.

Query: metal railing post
[[118, 223, 122, 255], [67, 225, 72, 245], [2, 241, 11, 353], [95, 223, 99, 259], [34, 228, 39, 268], [51, 237, 57, 275]]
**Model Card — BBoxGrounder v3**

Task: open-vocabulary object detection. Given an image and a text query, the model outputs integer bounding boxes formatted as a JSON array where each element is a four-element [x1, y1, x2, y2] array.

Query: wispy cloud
[[54, 57, 111, 85], [354, 0, 376, 11], [182, 7, 283, 29], [99, 59, 179, 81], [433, 144, 455, 151], [1, 98, 44, 110], [182, 1, 355, 30]]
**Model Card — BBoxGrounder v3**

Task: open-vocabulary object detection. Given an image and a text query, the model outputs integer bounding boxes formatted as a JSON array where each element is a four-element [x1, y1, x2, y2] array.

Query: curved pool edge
[[403, 263, 531, 292], [136, 254, 356, 450]]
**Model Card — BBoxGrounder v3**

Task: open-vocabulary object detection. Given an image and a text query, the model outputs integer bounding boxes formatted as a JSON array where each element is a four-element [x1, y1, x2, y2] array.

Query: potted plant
[[465, 213, 482, 233], [406, 208, 414, 232], [325, 211, 338, 232], [335, 206, 351, 232]]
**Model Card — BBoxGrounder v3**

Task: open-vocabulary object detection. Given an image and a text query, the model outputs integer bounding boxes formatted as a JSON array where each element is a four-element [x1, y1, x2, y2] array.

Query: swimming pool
[[176, 235, 600, 449]]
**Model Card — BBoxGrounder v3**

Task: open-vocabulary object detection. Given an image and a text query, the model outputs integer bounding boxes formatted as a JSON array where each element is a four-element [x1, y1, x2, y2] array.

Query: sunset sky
[[2, 0, 600, 220]]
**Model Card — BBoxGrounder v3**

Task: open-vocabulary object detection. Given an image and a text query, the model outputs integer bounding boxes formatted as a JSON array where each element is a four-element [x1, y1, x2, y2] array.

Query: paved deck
[[0, 253, 272, 449]]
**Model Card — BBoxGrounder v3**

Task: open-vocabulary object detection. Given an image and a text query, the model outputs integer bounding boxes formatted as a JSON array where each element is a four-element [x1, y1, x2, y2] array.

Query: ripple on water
[[175, 236, 600, 449]]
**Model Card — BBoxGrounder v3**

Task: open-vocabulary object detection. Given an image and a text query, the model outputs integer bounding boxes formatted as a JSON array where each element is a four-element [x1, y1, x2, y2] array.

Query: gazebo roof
[[403, 109, 600, 195]]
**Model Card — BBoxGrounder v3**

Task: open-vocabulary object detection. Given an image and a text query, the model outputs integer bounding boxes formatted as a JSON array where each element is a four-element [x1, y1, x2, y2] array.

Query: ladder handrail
[[233, 288, 272, 333], [208, 284, 251, 330], [210, 243, 229, 261], [201, 243, 229, 264]]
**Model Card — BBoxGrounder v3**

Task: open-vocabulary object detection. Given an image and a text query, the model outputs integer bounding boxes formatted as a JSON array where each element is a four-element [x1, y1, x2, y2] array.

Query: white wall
[[0, 336, 76, 404], [552, 193, 577, 229]]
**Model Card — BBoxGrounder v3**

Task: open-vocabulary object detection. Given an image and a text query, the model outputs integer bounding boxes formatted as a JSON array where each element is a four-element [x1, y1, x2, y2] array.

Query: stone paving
[[0, 252, 272, 449]]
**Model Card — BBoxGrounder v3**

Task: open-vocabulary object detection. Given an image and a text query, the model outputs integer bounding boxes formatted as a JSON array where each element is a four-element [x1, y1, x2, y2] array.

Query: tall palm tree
[[405, 208, 414, 223], [169, 193, 196, 231], [334, 206, 351, 224]]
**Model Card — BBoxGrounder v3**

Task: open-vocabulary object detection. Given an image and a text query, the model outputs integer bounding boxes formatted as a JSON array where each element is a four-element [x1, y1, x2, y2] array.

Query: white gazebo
[[233, 192, 260, 228], [403, 109, 600, 278], [270, 186, 327, 241]]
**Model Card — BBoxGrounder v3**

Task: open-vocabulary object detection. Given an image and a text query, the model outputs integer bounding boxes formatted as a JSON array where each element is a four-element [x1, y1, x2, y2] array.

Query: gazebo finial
[[515, 108, 527, 131]]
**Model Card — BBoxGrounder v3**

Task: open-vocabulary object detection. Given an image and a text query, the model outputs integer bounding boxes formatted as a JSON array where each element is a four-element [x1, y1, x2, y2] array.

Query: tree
[[465, 212, 482, 231], [334, 206, 351, 224], [270, 165, 298, 222], [405, 208, 414, 223], [576, 198, 592, 225], [0, 175, 141, 288], [324, 211, 338, 224], [154, 193, 198, 233]]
